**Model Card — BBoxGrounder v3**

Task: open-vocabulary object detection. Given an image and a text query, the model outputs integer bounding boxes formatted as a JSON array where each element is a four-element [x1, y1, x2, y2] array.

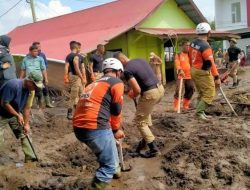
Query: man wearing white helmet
[[189, 22, 221, 121], [73, 58, 125, 190]]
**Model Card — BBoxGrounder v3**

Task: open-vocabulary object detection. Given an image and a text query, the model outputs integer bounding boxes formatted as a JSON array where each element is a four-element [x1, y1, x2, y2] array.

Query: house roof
[[9, 0, 206, 62]]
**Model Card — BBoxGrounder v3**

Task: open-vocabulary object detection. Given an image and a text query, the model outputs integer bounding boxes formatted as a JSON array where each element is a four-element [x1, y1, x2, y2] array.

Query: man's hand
[[64, 74, 69, 84], [215, 78, 221, 87], [114, 130, 125, 139], [178, 69, 185, 78], [91, 74, 95, 81], [23, 123, 30, 135], [128, 90, 135, 99], [1, 62, 10, 69], [16, 114, 24, 126], [44, 79, 49, 85]]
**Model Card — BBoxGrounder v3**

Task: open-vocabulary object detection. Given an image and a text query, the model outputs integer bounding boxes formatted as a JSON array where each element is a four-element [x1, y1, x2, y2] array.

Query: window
[[231, 2, 241, 23]]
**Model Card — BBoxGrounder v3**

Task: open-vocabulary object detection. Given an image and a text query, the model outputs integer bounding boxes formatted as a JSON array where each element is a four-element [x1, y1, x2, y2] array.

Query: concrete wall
[[215, 0, 247, 30]]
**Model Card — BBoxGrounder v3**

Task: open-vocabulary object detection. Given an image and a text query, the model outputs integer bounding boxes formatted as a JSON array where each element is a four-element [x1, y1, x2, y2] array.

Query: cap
[[27, 71, 44, 89]]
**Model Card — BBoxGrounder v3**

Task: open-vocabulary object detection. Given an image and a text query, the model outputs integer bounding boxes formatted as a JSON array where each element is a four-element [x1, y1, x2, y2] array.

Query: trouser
[[174, 79, 195, 100], [68, 75, 84, 109], [0, 116, 36, 161], [135, 84, 164, 144], [74, 128, 119, 183], [228, 61, 239, 83], [191, 67, 215, 113]]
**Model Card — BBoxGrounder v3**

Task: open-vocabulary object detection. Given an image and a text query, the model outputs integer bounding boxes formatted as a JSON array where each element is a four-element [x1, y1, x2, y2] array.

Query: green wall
[[105, 0, 197, 84], [139, 0, 196, 29]]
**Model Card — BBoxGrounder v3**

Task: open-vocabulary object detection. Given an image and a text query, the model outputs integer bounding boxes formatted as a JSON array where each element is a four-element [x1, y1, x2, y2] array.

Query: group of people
[[0, 21, 246, 190]]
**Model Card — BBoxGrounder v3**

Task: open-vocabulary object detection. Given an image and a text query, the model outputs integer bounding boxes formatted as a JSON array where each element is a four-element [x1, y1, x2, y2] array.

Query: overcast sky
[[0, 0, 214, 35]]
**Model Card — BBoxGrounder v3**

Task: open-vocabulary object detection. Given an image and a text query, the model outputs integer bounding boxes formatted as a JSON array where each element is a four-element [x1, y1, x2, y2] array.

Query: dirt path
[[0, 67, 250, 190]]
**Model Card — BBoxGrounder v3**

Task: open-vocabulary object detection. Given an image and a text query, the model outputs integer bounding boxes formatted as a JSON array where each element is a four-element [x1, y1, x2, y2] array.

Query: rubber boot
[[142, 141, 161, 158], [113, 166, 121, 179], [183, 98, 190, 110], [135, 139, 147, 153], [45, 96, 55, 108], [196, 100, 209, 121], [89, 177, 108, 190], [229, 83, 237, 89], [173, 98, 179, 112], [67, 108, 73, 120], [21, 137, 37, 163], [236, 78, 241, 86]]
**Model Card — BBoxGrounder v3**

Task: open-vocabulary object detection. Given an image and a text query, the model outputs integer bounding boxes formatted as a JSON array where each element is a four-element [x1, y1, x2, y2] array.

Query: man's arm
[[19, 58, 26, 79], [64, 62, 70, 84], [81, 62, 87, 84], [73, 56, 84, 83], [40, 57, 48, 84], [110, 82, 125, 139]]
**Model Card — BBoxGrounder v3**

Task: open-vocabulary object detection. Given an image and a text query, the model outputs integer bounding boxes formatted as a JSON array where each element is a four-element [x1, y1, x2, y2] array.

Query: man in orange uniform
[[73, 58, 125, 190], [174, 39, 195, 111], [189, 23, 221, 120]]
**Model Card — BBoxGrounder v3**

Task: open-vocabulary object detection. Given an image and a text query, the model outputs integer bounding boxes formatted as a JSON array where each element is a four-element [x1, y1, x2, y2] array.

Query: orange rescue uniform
[[73, 76, 124, 131], [175, 52, 191, 79]]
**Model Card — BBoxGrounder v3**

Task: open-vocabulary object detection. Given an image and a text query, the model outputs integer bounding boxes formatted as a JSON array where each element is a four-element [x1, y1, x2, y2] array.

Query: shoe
[[203, 112, 212, 119], [67, 108, 73, 120], [141, 141, 161, 158], [45, 96, 55, 108], [173, 98, 179, 112], [229, 83, 237, 89], [113, 166, 121, 179], [237, 79, 241, 86], [196, 113, 210, 121], [135, 139, 147, 153], [183, 98, 190, 110], [89, 177, 108, 190]]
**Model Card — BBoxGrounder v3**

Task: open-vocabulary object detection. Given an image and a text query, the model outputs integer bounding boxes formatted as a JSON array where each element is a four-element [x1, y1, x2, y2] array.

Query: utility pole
[[27, 0, 37, 22]]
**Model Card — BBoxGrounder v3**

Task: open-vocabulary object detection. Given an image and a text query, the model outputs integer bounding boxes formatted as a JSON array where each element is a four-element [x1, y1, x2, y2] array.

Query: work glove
[[128, 90, 135, 99], [64, 74, 69, 84]]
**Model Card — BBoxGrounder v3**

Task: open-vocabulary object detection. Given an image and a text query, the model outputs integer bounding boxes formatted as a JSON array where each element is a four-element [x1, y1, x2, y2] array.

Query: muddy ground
[[0, 67, 250, 190]]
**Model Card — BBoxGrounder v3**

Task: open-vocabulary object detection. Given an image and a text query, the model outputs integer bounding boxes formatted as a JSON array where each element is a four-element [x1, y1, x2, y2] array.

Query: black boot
[[229, 83, 237, 89], [67, 108, 73, 120], [135, 139, 147, 153], [141, 141, 161, 158]]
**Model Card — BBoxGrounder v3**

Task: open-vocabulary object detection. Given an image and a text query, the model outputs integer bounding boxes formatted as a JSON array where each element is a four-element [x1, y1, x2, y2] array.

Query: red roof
[[9, 0, 164, 61]]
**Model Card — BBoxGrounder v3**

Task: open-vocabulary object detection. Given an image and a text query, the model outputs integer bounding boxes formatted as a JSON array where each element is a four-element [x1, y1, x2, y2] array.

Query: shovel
[[26, 134, 39, 161], [219, 86, 238, 117], [116, 140, 132, 172], [177, 77, 183, 114]]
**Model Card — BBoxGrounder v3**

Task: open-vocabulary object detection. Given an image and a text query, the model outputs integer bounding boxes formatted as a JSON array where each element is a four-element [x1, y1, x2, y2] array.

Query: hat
[[229, 38, 237, 44], [27, 71, 44, 89], [149, 52, 155, 59]]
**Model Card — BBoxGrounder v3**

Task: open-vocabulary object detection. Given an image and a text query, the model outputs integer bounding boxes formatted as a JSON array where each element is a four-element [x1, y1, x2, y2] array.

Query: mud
[[0, 67, 250, 190]]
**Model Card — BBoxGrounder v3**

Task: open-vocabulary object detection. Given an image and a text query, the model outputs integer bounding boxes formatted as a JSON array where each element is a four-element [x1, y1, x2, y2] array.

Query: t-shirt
[[21, 55, 46, 77], [0, 79, 29, 118], [73, 76, 124, 130], [65, 53, 82, 75], [124, 59, 159, 93], [89, 53, 104, 72], [228, 47, 241, 62], [189, 39, 219, 77]]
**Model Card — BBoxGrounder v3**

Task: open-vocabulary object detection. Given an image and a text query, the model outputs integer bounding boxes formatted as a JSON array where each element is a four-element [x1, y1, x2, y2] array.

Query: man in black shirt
[[227, 38, 242, 89], [114, 52, 165, 158], [89, 44, 105, 81], [65, 41, 86, 120]]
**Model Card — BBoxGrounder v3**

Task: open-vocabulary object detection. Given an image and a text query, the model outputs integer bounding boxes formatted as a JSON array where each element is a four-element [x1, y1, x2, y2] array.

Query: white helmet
[[196, 22, 211, 34], [102, 58, 124, 72]]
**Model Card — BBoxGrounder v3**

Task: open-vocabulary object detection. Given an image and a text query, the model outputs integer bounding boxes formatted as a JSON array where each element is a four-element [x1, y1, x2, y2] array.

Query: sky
[[0, 0, 214, 35]]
